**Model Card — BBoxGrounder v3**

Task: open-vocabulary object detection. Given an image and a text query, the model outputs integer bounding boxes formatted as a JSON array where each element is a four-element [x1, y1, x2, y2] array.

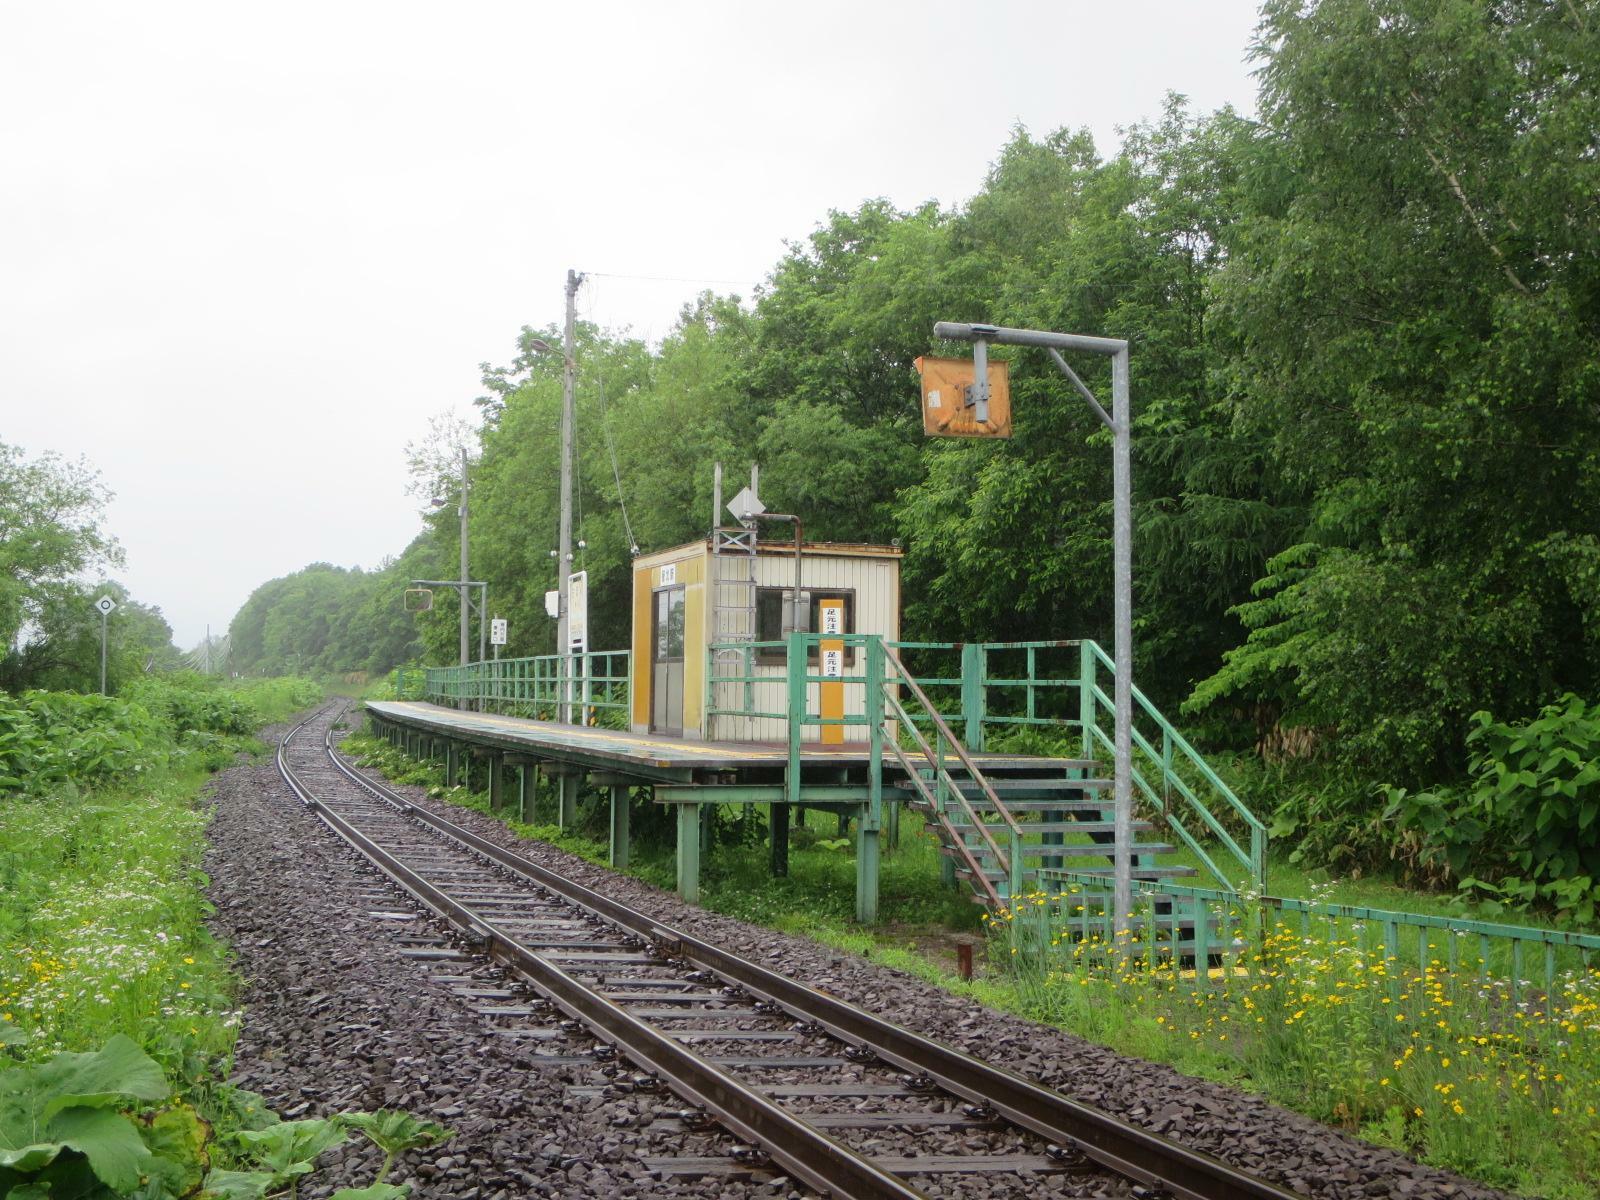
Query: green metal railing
[[880, 647, 1023, 907], [887, 639, 1083, 748], [704, 631, 1024, 907], [1079, 640, 1266, 892], [392, 667, 428, 700], [422, 651, 631, 719], [705, 640, 791, 724], [1027, 868, 1600, 1011], [708, 635, 1266, 893]]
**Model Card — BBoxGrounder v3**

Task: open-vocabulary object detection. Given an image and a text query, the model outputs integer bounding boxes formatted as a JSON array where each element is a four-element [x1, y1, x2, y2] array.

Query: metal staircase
[[878, 648, 1196, 911]]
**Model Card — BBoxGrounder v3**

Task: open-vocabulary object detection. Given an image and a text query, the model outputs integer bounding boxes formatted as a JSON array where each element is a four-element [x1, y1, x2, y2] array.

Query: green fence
[[392, 667, 427, 700], [1024, 868, 1600, 1012], [421, 651, 630, 720]]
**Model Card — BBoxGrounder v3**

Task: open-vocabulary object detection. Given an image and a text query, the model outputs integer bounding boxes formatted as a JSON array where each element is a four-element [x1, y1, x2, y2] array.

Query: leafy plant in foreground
[[338, 1110, 453, 1184], [1385, 694, 1600, 921], [0, 1033, 179, 1197], [0, 1032, 452, 1199]]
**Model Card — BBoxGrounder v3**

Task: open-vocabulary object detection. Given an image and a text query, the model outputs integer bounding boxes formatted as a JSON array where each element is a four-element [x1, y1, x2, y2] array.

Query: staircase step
[[939, 843, 1178, 861], [1045, 864, 1199, 880], [944, 820, 1153, 835], [894, 776, 1111, 794], [956, 864, 1198, 883], [942, 799, 1112, 813], [1021, 843, 1178, 860]]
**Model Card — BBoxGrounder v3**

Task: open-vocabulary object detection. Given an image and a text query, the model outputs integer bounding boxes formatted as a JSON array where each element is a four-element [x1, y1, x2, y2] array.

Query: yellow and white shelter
[[629, 534, 901, 742]]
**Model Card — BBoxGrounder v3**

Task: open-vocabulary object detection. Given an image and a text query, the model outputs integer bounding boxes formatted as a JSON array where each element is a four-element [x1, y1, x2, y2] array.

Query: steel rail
[[328, 715, 1308, 1200], [276, 706, 922, 1200]]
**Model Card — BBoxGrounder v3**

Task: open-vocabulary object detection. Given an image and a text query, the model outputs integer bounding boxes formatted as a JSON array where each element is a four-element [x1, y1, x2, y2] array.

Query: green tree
[[1191, 0, 1600, 782], [0, 442, 120, 667]]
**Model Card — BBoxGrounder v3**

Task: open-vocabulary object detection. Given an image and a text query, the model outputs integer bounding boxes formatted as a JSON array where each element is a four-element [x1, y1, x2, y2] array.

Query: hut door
[[651, 585, 686, 735]]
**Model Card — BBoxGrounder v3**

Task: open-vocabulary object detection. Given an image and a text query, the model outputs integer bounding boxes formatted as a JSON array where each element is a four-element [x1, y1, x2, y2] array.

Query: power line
[[594, 373, 639, 556], [584, 270, 763, 288]]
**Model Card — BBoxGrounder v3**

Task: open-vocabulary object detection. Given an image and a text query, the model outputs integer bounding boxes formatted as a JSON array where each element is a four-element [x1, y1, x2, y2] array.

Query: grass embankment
[[1, 676, 321, 1076], [346, 729, 1598, 1199]]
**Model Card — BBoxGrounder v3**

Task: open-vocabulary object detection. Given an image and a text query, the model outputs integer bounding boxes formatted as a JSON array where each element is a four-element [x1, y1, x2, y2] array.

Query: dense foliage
[[239, 2, 1598, 900], [226, 548, 437, 679], [0, 441, 184, 694], [0, 675, 321, 794], [1387, 695, 1600, 922]]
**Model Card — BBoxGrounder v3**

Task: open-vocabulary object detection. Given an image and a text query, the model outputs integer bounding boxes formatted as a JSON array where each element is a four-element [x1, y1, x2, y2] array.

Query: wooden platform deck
[[364, 701, 1080, 783]]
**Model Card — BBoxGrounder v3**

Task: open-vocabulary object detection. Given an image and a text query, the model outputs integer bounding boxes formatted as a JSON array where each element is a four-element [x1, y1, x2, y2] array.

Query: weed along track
[[273, 702, 1305, 1200]]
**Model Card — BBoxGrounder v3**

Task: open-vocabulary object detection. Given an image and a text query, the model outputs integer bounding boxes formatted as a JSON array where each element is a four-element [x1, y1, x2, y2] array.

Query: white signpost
[[567, 571, 588, 654], [490, 617, 507, 662], [94, 594, 116, 695]]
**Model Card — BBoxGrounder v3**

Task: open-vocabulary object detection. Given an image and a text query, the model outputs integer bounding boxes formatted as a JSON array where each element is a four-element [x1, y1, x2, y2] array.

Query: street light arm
[[933, 321, 1127, 356], [1047, 349, 1117, 433], [931, 315, 1137, 944]]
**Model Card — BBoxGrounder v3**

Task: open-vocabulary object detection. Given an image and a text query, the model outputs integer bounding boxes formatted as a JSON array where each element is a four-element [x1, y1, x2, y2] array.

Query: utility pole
[[557, 268, 583, 723], [458, 445, 470, 673]]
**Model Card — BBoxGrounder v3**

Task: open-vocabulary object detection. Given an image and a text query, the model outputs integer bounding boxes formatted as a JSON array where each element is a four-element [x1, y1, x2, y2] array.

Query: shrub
[[1385, 694, 1600, 921], [0, 692, 167, 792]]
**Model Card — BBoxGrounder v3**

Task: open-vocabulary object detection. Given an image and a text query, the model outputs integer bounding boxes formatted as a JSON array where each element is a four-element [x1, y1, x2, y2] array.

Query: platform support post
[[445, 743, 457, 787], [488, 752, 503, 810], [609, 786, 630, 869], [885, 798, 900, 852], [700, 803, 713, 859], [676, 802, 700, 905], [558, 775, 578, 829], [855, 803, 880, 925], [517, 764, 529, 822], [785, 630, 805, 811], [770, 802, 789, 877]]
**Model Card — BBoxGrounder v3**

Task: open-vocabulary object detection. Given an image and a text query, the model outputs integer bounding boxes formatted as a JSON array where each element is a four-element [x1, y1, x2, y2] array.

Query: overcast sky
[[2, 0, 1263, 649]]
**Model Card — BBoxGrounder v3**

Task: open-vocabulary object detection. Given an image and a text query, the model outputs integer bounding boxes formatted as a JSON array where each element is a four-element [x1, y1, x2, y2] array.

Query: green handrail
[[703, 632, 1267, 895], [422, 651, 631, 720], [1083, 639, 1266, 891]]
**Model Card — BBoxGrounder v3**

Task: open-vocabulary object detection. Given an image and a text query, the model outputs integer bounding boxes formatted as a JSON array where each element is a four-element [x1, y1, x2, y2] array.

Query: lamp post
[[457, 446, 470, 672], [557, 270, 582, 723], [931, 320, 1135, 940]]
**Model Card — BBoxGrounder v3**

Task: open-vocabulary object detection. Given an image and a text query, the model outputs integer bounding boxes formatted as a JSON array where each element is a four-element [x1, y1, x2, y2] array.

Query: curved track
[[276, 702, 1305, 1200]]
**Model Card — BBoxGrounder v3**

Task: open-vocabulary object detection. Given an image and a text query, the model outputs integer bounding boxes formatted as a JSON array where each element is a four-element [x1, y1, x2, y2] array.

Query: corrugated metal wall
[[713, 553, 900, 744]]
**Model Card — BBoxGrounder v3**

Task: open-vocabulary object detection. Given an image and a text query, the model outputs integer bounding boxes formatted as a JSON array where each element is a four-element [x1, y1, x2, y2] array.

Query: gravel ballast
[[206, 738, 812, 1199], [201, 710, 1516, 1199], [338, 719, 1516, 1200]]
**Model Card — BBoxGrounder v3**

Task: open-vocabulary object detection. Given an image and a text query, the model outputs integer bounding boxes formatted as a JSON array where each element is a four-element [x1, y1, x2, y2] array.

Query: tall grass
[[0, 766, 238, 1083], [0, 674, 322, 1085], [990, 893, 1600, 1199]]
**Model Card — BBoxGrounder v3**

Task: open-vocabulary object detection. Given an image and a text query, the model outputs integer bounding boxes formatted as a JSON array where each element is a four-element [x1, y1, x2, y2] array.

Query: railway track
[[276, 702, 1304, 1200]]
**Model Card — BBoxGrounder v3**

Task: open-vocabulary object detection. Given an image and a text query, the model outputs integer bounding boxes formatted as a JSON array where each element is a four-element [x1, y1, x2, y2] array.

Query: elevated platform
[[365, 701, 1081, 787]]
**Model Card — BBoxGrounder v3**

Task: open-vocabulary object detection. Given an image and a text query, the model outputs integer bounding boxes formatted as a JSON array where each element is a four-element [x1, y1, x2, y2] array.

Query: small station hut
[[629, 532, 901, 742]]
